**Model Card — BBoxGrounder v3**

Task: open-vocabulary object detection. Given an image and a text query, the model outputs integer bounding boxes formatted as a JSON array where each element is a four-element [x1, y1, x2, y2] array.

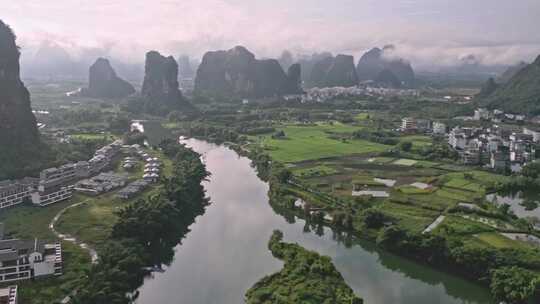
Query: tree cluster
[[72, 142, 209, 304]]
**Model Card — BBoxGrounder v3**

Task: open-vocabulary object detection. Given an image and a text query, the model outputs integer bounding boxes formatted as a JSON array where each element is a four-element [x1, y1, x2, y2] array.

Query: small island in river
[[245, 230, 363, 304]]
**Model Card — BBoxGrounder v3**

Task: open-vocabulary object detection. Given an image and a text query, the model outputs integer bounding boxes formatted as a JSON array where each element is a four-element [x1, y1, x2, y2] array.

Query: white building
[[30, 185, 74, 207], [0, 239, 62, 283], [401, 117, 417, 132], [0, 179, 37, 210], [524, 127, 540, 143], [474, 108, 490, 121], [432, 122, 447, 135], [0, 285, 17, 304], [39, 164, 78, 187]]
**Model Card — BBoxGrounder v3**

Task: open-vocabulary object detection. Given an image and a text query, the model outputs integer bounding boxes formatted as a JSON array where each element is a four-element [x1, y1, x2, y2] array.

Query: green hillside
[[480, 55, 540, 114]]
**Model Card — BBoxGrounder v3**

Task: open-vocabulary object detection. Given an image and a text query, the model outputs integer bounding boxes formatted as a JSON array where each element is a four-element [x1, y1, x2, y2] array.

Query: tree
[[399, 141, 413, 152], [376, 226, 407, 250], [498, 203, 513, 217], [108, 114, 131, 135], [123, 130, 147, 145], [167, 110, 184, 122], [522, 162, 540, 179], [449, 244, 496, 278], [362, 208, 388, 229], [490, 266, 540, 303]]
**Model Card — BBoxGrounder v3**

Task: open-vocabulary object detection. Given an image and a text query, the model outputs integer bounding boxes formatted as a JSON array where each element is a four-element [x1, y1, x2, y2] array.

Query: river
[[136, 138, 492, 304]]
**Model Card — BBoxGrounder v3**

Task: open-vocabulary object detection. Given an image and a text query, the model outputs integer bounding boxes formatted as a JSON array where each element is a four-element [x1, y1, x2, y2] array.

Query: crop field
[[260, 123, 388, 162], [443, 171, 511, 188], [475, 232, 533, 250], [375, 201, 440, 232], [292, 165, 338, 178], [433, 216, 494, 236], [70, 133, 115, 141]]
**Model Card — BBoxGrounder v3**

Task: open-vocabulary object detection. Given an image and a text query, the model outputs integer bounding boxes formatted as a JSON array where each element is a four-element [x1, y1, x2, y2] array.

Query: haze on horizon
[[4, 0, 540, 72]]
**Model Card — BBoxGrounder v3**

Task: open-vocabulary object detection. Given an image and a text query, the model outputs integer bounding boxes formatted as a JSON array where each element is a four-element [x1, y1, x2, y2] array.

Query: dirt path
[[49, 200, 99, 264]]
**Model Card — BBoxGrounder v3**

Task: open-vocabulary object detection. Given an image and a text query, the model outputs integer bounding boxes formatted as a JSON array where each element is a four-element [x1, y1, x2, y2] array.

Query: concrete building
[[449, 127, 480, 150], [401, 117, 417, 132], [30, 185, 74, 207], [474, 108, 490, 121], [39, 164, 78, 187], [0, 286, 17, 304], [75, 172, 128, 195], [491, 151, 510, 171], [524, 127, 540, 143], [116, 180, 150, 200], [461, 150, 481, 165], [0, 179, 37, 210], [88, 140, 122, 174], [432, 122, 447, 135], [416, 119, 432, 132], [0, 239, 62, 283]]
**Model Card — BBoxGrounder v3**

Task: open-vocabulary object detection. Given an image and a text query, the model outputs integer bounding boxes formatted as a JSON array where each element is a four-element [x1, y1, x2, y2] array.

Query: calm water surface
[[137, 139, 492, 304], [487, 192, 540, 219]]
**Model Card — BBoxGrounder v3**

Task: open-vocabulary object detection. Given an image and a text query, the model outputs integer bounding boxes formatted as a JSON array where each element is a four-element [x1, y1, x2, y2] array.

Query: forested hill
[[479, 55, 540, 114]]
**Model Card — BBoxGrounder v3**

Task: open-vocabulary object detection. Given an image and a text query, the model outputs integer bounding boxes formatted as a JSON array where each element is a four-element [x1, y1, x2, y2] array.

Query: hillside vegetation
[[480, 55, 540, 114]]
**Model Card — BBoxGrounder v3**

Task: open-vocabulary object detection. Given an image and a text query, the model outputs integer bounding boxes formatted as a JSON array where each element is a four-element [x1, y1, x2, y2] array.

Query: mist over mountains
[[18, 39, 535, 87]]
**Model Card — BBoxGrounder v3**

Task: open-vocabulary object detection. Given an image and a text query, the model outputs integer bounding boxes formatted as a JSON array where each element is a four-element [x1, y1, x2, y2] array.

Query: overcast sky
[[3, 0, 540, 69]]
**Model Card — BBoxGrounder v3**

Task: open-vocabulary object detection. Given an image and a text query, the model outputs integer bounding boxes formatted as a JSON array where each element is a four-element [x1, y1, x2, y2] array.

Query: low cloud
[[3, 0, 540, 71]]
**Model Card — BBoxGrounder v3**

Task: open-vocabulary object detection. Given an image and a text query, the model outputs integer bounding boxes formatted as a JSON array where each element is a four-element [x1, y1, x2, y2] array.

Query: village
[[400, 107, 540, 173], [0, 134, 164, 302]]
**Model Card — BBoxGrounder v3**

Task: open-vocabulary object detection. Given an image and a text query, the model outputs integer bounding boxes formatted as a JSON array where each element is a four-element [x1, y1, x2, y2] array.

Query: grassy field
[[400, 135, 433, 148], [0, 200, 76, 239], [260, 123, 387, 162], [56, 148, 171, 247], [70, 133, 115, 141]]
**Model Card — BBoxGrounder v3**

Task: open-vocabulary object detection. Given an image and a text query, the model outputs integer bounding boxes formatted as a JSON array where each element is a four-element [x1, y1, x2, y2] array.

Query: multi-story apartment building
[[401, 117, 417, 132], [0, 285, 17, 304], [39, 164, 76, 187], [30, 185, 75, 207], [474, 108, 490, 121], [461, 150, 481, 165], [0, 179, 37, 210], [491, 151, 510, 171], [0, 239, 62, 283], [0, 141, 124, 210]]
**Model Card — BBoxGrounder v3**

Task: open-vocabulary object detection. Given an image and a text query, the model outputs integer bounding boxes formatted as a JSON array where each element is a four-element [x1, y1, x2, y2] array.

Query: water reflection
[[136, 139, 491, 304], [487, 191, 540, 218]]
